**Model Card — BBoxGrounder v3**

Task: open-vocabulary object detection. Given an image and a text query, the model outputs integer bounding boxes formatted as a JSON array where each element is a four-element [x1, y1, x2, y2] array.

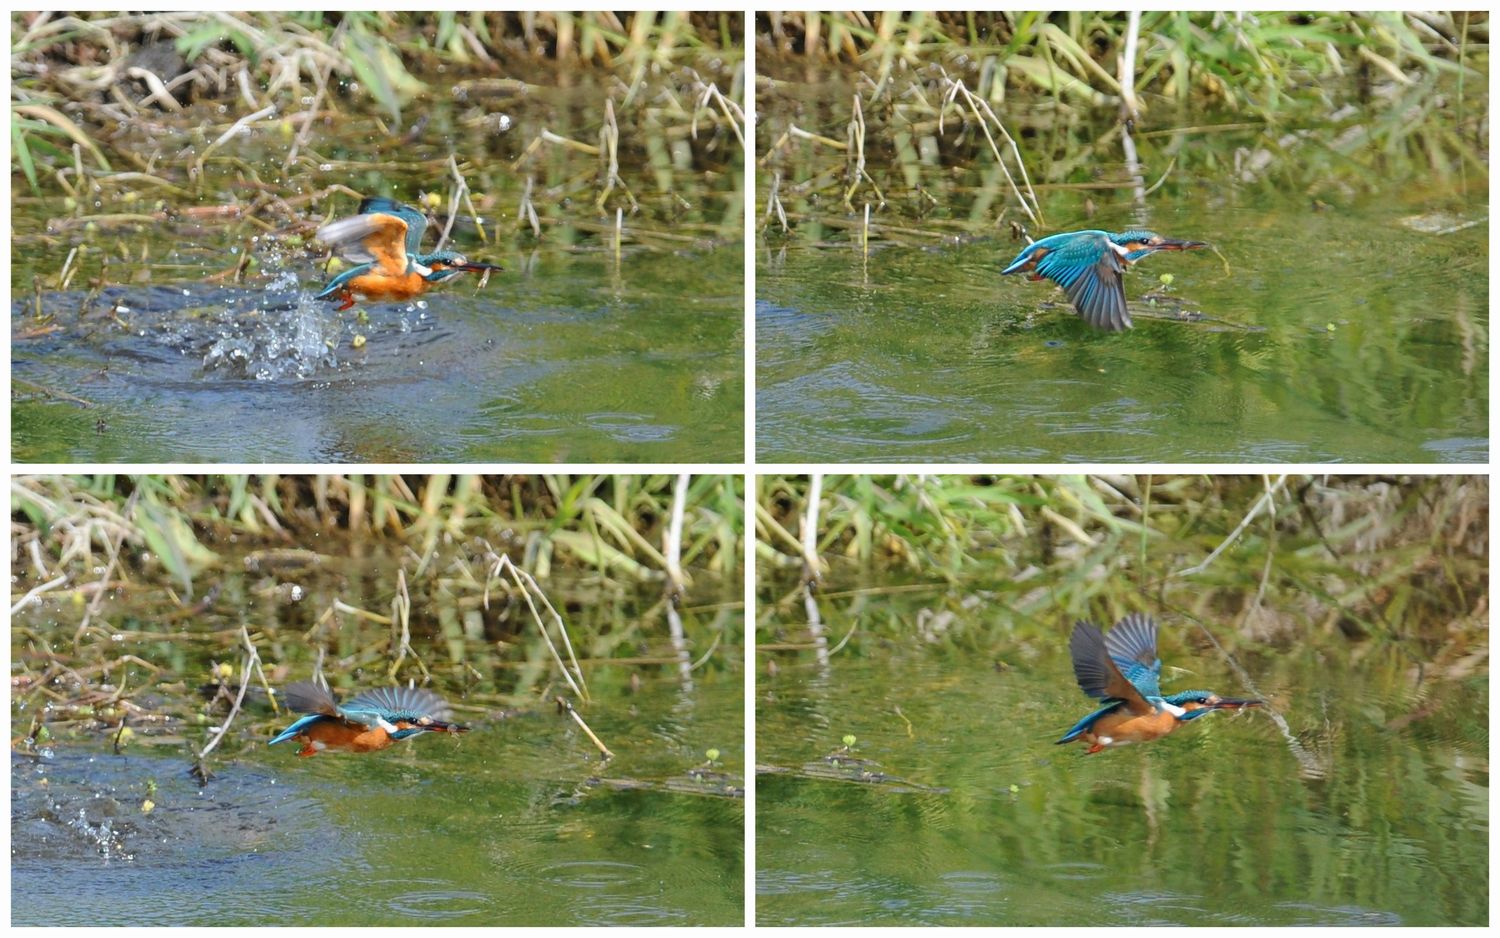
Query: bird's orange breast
[[1085, 707, 1181, 746], [346, 270, 428, 302], [295, 719, 393, 756]]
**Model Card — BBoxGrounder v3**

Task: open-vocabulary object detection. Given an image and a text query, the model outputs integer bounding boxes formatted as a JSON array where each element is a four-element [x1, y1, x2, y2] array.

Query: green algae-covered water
[[755, 587, 1487, 926], [11, 547, 744, 926]]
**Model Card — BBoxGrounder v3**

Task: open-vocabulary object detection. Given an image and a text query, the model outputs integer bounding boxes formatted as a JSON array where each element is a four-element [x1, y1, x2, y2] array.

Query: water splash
[[65, 806, 135, 862], [201, 294, 342, 380]]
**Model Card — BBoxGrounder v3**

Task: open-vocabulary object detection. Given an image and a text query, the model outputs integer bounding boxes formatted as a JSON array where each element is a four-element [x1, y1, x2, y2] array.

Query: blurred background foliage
[[14, 11, 745, 190]]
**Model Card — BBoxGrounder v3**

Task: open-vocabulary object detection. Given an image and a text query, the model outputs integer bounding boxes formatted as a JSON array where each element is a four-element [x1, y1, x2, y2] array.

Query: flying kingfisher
[[1057, 614, 1260, 754], [269, 682, 469, 757], [1002, 229, 1206, 331], [313, 197, 501, 310]]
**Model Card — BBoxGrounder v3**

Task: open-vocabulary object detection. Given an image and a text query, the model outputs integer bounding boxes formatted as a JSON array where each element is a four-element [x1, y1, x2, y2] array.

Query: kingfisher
[[268, 682, 469, 757], [1002, 229, 1206, 331], [313, 197, 501, 311], [1057, 614, 1260, 754]]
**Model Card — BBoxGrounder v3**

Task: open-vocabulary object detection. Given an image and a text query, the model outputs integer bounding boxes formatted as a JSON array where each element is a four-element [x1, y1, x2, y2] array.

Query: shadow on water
[[755, 587, 1487, 926]]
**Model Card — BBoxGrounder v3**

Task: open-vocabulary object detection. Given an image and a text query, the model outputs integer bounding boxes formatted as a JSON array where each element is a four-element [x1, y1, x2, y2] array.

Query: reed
[[11, 12, 746, 252], [11, 473, 745, 768]]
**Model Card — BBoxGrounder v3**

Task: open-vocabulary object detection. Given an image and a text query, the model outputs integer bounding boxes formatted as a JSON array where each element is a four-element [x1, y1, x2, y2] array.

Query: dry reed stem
[[556, 695, 613, 760], [11, 575, 69, 616], [197, 621, 259, 760], [1173, 475, 1290, 578], [800, 473, 825, 583], [488, 551, 589, 701], [665, 473, 691, 597]]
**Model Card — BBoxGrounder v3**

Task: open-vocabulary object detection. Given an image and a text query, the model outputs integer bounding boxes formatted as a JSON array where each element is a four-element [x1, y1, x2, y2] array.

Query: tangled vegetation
[[12, 11, 746, 294], [757, 12, 1485, 238], [757, 474, 1487, 659]]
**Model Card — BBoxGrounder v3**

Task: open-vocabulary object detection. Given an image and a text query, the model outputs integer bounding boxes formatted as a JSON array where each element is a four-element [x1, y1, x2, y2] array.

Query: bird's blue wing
[[1104, 614, 1162, 699], [1067, 620, 1154, 714], [342, 685, 451, 725], [1034, 234, 1130, 331]]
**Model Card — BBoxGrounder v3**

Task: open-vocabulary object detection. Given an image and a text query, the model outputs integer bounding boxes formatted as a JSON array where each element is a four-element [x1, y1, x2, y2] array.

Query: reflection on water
[[756, 592, 1487, 926]]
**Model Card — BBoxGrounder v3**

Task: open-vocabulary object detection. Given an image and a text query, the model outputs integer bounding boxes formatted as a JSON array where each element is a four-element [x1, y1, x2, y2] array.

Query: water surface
[[756, 74, 1487, 463], [758, 193, 1485, 463], [756, 589, 1487, 925], [15, 246, 742, 462]]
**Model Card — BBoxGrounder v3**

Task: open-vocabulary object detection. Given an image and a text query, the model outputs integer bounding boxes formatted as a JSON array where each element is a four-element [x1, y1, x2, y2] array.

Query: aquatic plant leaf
[[136, 502, 217, 598], [12, 120, 39, 195]]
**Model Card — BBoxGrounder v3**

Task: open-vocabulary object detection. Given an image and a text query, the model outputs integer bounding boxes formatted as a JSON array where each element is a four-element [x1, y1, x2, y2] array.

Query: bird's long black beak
[[456, 262, 503, 273], [1209, 697, 1261, 710], [1156, 238, 1208, 251]]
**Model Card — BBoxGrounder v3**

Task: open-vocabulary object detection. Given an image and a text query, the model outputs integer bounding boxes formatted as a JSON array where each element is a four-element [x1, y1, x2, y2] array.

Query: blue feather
[[268, 713, 329, 746]]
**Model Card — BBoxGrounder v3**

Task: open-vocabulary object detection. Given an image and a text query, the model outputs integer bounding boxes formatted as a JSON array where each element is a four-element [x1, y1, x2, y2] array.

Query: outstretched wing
[[1103, 613, 1162, 699], [1034, 232, 1131, 331], [269, 682, 341, 746], [1067, 621, 1154, 715], [281, 681, 340, 717], [342, 685, 452, 726], [317, 211, 411, 277], [357, 197, 427, 260]]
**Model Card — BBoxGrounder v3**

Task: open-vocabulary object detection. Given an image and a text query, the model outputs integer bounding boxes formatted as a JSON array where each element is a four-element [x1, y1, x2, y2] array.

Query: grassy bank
[[15, 473, 743, 588], [759, 12, 1482, 110]]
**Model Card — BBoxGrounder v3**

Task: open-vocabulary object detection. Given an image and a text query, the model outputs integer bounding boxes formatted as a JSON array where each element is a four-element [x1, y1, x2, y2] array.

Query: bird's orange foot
[[1085, 742, 1104, 755], [335, 293, 356, 312]]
